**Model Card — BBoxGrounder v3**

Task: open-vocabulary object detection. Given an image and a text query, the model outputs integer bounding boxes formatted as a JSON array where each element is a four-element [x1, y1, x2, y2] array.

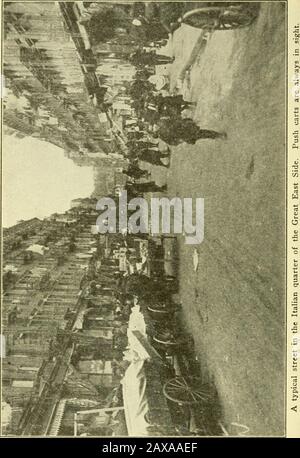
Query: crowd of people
[[113, 47, 227, 196]]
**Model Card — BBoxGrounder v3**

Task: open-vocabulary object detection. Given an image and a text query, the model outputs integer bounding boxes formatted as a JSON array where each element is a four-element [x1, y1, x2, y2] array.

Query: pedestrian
[[158, 117, 227, 145], [126, 129, 145, 141], [129, 78, 155, 99]]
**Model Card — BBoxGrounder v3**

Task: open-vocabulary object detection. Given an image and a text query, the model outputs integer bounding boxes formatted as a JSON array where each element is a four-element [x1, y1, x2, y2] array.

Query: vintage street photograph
[[1, 1, 287, 437]]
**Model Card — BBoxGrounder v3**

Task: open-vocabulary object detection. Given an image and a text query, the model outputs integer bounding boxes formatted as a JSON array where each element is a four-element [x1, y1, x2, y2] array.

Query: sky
[[3, 135, 95, 228]]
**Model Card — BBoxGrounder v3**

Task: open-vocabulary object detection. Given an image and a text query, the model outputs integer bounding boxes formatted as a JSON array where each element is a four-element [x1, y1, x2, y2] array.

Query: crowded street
[[147, 2, 286, 436]]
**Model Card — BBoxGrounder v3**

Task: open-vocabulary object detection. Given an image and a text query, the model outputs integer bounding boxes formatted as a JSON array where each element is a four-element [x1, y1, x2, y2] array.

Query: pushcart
[[180, 3, 260, 30]]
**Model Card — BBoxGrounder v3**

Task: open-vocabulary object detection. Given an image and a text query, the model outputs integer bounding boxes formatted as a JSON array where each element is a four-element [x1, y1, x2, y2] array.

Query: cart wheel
[[181, 7, 221, 29], [163, 376, 212, 405]]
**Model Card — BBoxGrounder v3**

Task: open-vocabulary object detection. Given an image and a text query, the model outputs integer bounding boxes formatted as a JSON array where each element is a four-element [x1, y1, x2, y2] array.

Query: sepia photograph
[[0, 0, 294, 439]]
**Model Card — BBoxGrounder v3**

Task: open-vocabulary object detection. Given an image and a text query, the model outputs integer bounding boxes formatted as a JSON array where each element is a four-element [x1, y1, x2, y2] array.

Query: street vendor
[[122, 163, 151, 180], [126, 181, 167, 195], [152, 93, 196, 117]]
